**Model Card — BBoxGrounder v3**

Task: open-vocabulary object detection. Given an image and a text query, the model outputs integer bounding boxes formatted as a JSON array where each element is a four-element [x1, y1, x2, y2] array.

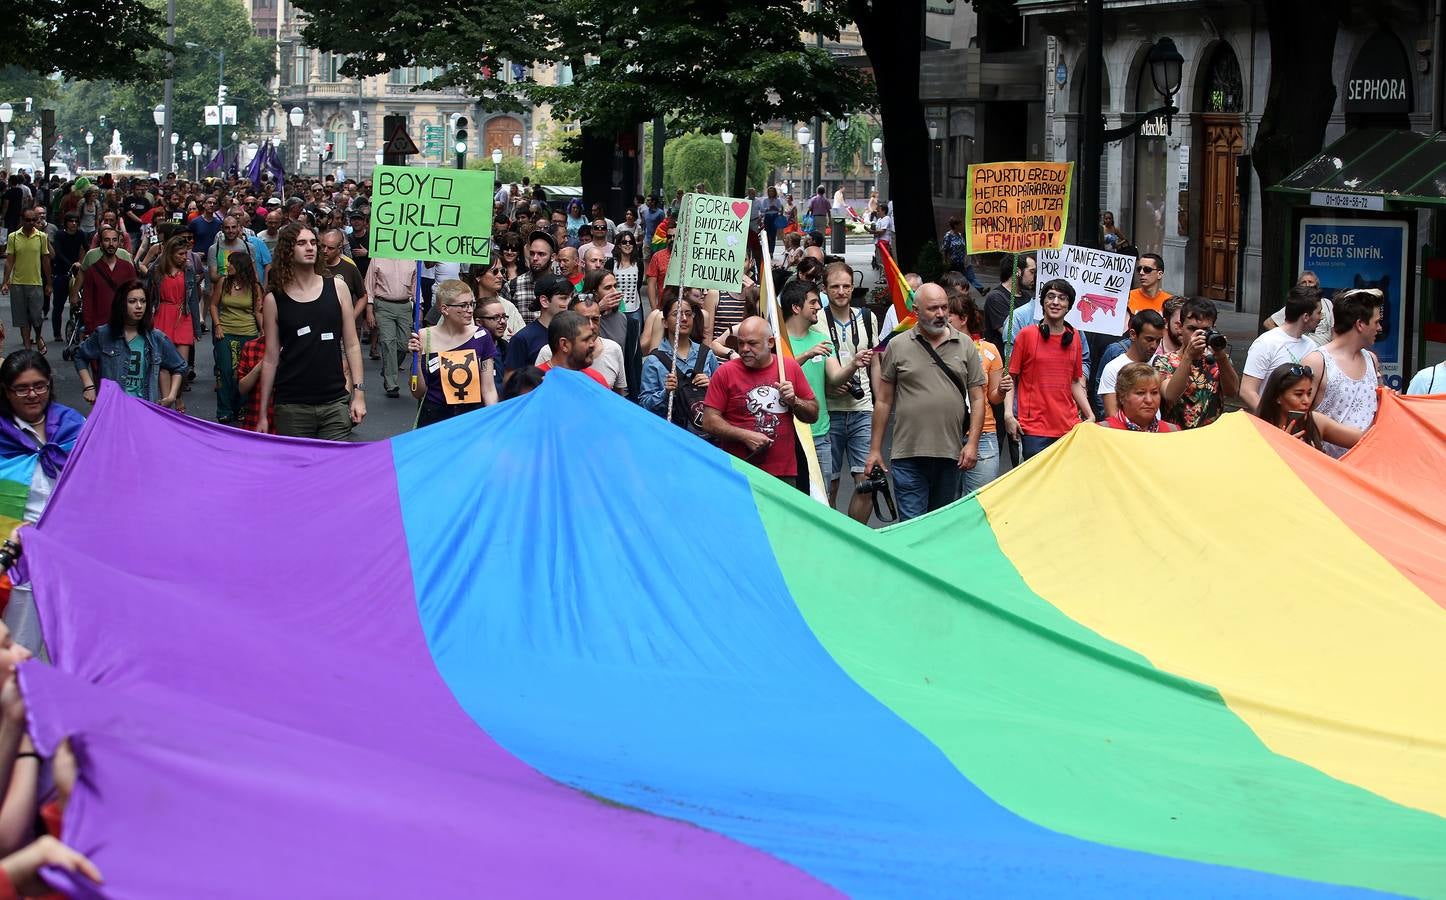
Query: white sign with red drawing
[[1031, 244, 1136, 336]]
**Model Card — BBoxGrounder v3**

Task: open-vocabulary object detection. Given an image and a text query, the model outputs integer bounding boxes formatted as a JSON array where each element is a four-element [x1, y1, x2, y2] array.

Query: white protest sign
[[665, 192, 750, 290], [1031, 244, 1136, 336]]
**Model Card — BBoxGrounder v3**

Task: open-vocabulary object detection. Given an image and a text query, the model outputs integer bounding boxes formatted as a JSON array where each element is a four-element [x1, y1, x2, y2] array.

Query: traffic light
[[454, 116, 467, 169], [325, 142, 334, 160], [352, 110, 361, 131], [217, 84, 228, 105]]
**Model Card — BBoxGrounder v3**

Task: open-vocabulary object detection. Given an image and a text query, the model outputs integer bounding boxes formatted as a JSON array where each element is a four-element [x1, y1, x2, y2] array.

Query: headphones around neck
[[1038, 321, 1075, 348]]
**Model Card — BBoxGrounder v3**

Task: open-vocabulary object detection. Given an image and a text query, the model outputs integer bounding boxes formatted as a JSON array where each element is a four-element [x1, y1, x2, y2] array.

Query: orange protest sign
[[435, 348, 483, 405], [965, 161, 1074, 254]]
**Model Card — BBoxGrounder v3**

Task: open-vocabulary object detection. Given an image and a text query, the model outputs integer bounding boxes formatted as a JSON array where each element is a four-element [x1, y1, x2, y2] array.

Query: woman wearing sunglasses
[[496, 232, 523, 282], [1252, 362, 1362, 454], [609, 233, 643, 327], [405, 280, 498, 428]]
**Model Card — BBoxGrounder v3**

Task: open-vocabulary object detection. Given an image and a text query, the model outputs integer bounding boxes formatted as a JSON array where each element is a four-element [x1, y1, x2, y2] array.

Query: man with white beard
[[865, 282, 986, 521]]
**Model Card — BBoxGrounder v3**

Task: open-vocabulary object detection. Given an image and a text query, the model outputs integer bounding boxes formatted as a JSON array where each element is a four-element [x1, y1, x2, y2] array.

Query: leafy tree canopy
[[53, 0, 275, 170], [2, 0, 167, 82], [293, 0, 875, 136]]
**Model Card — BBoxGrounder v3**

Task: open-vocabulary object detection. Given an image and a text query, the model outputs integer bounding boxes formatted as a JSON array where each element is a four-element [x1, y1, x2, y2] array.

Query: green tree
[[824, 118, 879, 180], [3, 0, 166, 82], [55, 0, 274, 173], [532, 0, 873, 199], [290, 0, 873, 212]]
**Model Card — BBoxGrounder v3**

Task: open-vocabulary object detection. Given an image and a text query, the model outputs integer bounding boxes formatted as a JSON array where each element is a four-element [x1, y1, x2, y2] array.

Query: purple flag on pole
[[244, 141, 265, 185]]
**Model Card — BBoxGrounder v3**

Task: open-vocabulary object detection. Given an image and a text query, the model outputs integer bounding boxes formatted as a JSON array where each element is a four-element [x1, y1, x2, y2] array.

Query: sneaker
[[385, 387, 400, 398]]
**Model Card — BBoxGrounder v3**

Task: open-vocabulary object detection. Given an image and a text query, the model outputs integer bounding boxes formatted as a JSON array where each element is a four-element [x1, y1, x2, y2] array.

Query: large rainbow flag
[[17, 379, 1446, 897]]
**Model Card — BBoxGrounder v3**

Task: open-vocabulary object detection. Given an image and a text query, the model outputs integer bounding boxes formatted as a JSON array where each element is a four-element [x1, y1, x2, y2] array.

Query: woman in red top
[[150, 235, 196, 413], [1100, 362, 1179, 432]]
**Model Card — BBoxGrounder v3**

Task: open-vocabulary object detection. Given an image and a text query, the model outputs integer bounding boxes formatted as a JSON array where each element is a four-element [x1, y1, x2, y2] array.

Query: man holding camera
[[1153, 296, 1239, 429], [865, 283, 986, 521], [821, 262, 890, 523]]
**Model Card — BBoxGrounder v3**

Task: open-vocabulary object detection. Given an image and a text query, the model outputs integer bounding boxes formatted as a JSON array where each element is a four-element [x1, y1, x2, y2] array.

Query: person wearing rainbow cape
[[0, 350, 85, 655]]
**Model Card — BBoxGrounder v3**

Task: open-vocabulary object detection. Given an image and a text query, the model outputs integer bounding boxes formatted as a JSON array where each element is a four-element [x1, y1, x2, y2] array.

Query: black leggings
[[415, 399, 482, 429]]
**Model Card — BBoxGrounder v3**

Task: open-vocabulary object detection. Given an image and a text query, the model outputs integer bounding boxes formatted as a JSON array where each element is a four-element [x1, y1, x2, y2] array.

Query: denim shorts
[[828, 409, 872, 478], [812, 431, 832, 485]]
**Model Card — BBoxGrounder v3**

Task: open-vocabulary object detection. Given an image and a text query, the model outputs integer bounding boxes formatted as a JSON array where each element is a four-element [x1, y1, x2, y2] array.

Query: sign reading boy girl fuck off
[[370, 165, 495, 264], [965, 161, 1073, 254], [665, 192, 750, 291]]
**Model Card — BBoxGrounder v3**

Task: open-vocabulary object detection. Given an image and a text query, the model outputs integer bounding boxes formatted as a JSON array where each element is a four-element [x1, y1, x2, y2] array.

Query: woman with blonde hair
[[406, 279, 499, 428]]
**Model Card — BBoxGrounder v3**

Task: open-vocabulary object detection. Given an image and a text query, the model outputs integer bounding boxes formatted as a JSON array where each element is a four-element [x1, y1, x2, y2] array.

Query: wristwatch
[[352, 383, 365, 393]]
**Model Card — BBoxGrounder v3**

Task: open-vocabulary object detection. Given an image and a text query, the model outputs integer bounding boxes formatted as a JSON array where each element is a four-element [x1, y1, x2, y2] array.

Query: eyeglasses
[[444, 301, 476, 310], [1042, 290, 1071, 301], [477, 313, 507, 322], [619, 238, 634, 244], [1285, 364, 1314, 379], [7, 383, 50, 398], [1136, 266, 1158, 274]]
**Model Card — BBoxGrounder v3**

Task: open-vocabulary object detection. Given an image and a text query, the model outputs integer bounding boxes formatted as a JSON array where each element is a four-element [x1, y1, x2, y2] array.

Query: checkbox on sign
[[431, 179, 453, 201], [439, 205, 461, 227]]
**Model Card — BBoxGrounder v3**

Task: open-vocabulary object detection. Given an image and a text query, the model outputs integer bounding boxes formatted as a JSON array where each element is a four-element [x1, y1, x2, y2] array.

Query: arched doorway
[[1195, 42, 1244, 303], [484, 116, 523, 156]]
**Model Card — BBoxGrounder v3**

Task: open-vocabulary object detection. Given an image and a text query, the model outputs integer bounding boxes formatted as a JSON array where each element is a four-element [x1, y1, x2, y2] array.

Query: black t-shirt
[[2, 188, 24, 230], [347, 230, 370, 278], [124, 196, 152, 230], [983, 285, 1028, 349]]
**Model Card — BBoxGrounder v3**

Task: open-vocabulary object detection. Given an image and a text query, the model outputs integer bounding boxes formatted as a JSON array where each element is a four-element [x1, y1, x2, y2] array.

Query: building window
[[1203, 44, 1243, 114], [320, 53, 347, 82], [292, 43, 309, 84], [327, 128, 348, 162], [389, 66, 444, 86]]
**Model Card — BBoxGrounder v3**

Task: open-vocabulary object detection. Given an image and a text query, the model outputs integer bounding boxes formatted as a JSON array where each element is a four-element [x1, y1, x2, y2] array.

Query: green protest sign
[[665, 192, 750, 290], [370, 165, 495, 264]]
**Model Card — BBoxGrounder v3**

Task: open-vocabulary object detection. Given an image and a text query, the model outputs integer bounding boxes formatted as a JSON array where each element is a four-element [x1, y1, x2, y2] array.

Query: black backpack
[[651, 348, 713, 441]]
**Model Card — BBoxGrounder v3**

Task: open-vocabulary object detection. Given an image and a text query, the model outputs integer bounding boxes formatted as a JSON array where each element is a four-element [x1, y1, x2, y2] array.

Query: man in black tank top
[[257, 224, 367, 439]]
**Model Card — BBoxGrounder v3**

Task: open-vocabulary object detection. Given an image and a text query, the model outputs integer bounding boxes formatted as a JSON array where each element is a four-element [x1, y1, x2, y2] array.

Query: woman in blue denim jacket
[[73, 279, 188, 408]]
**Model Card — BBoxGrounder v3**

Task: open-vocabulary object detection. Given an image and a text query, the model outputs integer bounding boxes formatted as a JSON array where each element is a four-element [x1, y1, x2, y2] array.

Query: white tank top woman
[[1315, 350, 1378, 458]]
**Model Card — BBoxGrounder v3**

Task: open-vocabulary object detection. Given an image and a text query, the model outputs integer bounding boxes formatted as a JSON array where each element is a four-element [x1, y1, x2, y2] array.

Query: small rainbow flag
[[875, 241, 916, 346], [650, 216, 672, 253]]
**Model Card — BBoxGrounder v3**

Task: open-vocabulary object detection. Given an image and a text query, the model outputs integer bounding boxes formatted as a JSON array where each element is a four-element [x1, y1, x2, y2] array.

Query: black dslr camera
[[855, 464, 897, 522], [845, 372, 866, 400], [1202, 328, 1229, 352]]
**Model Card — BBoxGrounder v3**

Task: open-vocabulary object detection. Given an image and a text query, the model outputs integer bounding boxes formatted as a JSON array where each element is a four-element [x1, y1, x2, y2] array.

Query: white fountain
[[102, 129, 130, 172]]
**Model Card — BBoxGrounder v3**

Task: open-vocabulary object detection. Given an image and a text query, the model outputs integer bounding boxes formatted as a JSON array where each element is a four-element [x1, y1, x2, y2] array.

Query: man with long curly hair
[[256, 224, 367, 439]]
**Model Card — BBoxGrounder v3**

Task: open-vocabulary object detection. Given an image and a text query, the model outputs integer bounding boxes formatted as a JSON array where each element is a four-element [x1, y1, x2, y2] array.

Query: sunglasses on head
[[1285, 364, 1313, 379]]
